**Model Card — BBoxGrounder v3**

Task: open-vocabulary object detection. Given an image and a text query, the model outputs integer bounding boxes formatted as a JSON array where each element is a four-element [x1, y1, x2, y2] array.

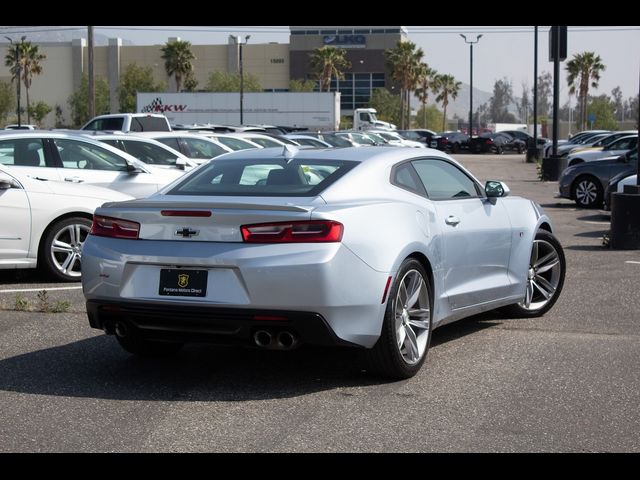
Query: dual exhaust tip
[[254, 330, 298, 350]]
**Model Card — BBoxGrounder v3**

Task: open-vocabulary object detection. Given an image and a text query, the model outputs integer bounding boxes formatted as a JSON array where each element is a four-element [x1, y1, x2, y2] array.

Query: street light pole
[[460, 34, 482, 136], [232, 34, 251, 125], [5, 36, 24, 126]]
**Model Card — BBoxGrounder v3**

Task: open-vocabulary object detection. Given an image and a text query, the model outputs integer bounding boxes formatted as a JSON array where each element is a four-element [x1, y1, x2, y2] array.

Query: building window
[[311, 73, 385, 112]]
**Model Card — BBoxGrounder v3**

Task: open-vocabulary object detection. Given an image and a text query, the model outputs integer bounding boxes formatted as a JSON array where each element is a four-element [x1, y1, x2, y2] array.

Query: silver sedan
[[81, 147, 566, 379]]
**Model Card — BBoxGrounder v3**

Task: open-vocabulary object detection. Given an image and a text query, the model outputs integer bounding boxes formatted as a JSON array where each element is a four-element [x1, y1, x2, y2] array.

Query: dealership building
[[0, 26, 407, 127]]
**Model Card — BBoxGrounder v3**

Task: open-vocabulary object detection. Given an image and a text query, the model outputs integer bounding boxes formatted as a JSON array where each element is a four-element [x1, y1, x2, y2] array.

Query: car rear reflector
[[91, 215, 140, 239], [241, 220, 343, 243], [161, 210, 212, 217]]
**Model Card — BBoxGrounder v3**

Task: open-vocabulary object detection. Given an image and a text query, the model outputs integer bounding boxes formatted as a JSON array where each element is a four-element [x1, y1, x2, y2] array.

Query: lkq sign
[[323, 34, 366, 48]]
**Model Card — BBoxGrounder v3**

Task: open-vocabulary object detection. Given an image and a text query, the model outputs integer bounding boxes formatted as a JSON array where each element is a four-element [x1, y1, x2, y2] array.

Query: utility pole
[[460, 34, 482, 137], [88, 26, 95, 118]]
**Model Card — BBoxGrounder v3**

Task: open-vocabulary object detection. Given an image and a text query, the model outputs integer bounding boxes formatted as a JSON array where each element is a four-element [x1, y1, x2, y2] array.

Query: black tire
[[115, 330, 184, 357], [365, 258, 433, 380], [451, 143, 460, 154], [502, 230, 566, 318], [572, 175, 603, 208], [516, 144, 524, 154], [39, 216, 92, 282]]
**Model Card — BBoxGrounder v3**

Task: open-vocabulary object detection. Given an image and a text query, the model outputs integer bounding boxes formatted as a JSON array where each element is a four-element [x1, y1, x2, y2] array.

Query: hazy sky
[[12, 26, 640, 103]]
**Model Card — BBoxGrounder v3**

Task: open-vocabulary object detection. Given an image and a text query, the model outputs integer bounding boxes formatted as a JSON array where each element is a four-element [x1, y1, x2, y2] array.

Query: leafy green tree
[[414, 63, 438, 129], [160, 39, 195, 92], [118, 64, 166, 113], [611, 86, 624, 121], [68, 74, 110, 127], [435, 74, 462, 131], [384, 41, 424, 129], [27, 101, 52, 126], [534, 72, 552, 117], [566, 51, 606, 131], [414, 104, 444, 130], [309, 46, 350, 92], [4, 39, 46, 124], [205, 71, 262, 92], [517, 82, 531, 123], [488, 77, 515, 123], [183, 71, 199, 92], [586, 94, 617, 130], [0, 80, 16, 123], [369, 88, 401, 127], [289, 78, 316, 92]]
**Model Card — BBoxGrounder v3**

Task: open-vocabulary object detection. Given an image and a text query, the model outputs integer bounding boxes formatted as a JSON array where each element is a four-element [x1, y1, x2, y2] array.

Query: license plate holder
[[159, 269, 207, 297]]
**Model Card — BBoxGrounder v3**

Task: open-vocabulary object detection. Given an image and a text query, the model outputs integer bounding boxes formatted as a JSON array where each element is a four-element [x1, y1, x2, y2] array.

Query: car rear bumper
[[87, 300, 357, 348], [82, 236, 390, 348]]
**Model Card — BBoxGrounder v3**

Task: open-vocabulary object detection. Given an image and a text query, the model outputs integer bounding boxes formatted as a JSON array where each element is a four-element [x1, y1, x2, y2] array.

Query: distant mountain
[[1, 28, 133, 46]]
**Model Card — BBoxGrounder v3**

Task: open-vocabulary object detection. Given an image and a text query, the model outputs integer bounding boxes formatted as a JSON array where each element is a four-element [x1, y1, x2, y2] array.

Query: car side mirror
[[175, 158, 186, 170], [126, 163, 144, 174], [485, 180, 510, 198]]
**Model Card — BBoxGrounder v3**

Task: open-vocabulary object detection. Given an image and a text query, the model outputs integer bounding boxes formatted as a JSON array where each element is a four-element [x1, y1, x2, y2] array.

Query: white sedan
[[0, 131, 184, 198], [0, 165, 132, 281]]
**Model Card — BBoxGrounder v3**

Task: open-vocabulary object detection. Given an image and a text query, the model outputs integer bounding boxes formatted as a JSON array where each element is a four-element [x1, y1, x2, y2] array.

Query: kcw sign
[[141, 98, 187, 113]]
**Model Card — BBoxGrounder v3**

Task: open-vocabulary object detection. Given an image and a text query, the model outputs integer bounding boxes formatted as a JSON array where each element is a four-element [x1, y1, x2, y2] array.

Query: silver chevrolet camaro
[[81, 146, 566, 379]]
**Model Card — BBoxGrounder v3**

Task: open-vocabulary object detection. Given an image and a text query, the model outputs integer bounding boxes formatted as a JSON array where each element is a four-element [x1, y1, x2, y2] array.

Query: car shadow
[[0, 270, 58, 285], [0, 314, 506, 401]]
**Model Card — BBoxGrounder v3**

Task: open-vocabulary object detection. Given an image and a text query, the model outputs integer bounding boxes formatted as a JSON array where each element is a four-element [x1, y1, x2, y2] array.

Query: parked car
[[469, 132, 526, 154], [296, 132, 354, 148], [81, 146, 565, 379], [81, 113, 172, 132], [283, 134, 333, 148], [604, 170, 638, 210], [436, 131, 470, 153], [566, 134, 637, 167], [397, 129, 440, 149], [0, 131, 184, 198], [4, 124, 37, 130], [558, 148, 638, 208], [80, 132, 199, 170], [0, 164, 132, 281], [128, 132, 233, 164]]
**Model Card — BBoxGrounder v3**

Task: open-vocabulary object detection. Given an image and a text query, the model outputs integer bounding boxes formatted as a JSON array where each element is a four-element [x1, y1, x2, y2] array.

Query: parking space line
[[0, 286, 83, 294], [625, 261, 640, 265]]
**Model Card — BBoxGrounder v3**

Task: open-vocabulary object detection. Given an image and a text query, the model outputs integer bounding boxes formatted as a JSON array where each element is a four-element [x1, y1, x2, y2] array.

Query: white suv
[[81, 114, 171, 133]]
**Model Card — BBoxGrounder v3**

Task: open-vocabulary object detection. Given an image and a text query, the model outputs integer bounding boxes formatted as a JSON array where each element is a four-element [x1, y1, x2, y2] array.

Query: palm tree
[[435, 74, 462, 131], [566, 52, 606, 131], [309, 46, 350, 92], [5, 38, 46, 124], [384, 41, 424, 129], [414, 63, 438, 129], [160, 40, 195, 92], [19, 42, 46, 124]]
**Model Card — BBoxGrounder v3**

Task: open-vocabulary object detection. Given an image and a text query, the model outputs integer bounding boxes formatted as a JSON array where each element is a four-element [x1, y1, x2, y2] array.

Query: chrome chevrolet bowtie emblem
[[175, 227, 199, 238]]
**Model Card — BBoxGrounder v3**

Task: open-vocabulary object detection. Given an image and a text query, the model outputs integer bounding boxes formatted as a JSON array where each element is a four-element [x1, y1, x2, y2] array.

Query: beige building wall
[[1, 38, 288, 128], [0, 42, 75, 128]]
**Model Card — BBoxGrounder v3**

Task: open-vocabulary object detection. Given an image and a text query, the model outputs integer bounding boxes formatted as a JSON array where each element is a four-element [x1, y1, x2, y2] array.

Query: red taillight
[[241, 220, 343, 243], [91, 215, 140, 239]]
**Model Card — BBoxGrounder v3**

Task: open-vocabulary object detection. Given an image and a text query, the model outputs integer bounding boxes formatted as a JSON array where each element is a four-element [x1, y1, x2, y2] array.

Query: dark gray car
[[558, 148, 638, 208]]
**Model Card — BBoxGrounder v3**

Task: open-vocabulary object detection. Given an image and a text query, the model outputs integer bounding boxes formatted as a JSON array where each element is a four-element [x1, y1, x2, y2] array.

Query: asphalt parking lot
[[1, 153, 639, 452]]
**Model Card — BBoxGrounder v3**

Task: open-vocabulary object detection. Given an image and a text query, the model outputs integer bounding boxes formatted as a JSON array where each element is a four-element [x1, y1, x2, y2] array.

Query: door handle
[[445, 216, 460, 226], [64, 177, 84, 183]]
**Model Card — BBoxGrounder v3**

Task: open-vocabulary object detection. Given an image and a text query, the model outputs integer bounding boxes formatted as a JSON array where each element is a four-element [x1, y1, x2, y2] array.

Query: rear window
[[130, 116, 171, 132], [83, 118, 124, 131], [167, 158, 359, 197]]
